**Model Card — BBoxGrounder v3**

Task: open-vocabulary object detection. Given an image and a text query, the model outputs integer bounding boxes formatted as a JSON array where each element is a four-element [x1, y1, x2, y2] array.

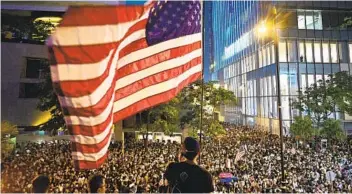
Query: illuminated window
[[322, 43, 330, 63], [330, 43, 338, 63], [306, 11, 314, 29], [267, 76, 272, 96], [259, 49, 263, 68], [263, 47, 267, 66], [349, 44, 352, 63], [305, 42, 313, 63], [298, 11, 306, 29], [314, 42, 322, 62], [301, 74, 307, 92], [307, 74, 315, 87], [281, 97, 290, 120], [299, 42, 305, 62], [271, 44, 275, 64], [287, 41, 297, 62], [280, 63, 289, 95], [313, 11, 323, 30], [297, 10, 323, 30], [289, 64, 298, 95], [279, 41, 287, 62]]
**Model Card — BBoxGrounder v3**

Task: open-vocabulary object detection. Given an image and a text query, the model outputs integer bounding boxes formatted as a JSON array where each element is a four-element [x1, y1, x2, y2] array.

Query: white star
[[148, 19, 152, 23], [196, 21, 198, 26], [194, 9, 197, 14], [181, 17, 185, 21], [188, 21, 192, 26], [162, 27, 167, 32], [154, 24, 158, 28], [191, 15, 194, 20], [148, 31, 153, 35], [164, 10, 168, 15], [172, 14, 176, 17], [181, 2, 185, 5], [177, 7, 181, 11], [197, 4, 200, 9], [168, 4, 172, 8], [185, 10, 189, 15], [176, 23, 180, 27], [188, 4, 192, 9], [167, 20, 172, 25]]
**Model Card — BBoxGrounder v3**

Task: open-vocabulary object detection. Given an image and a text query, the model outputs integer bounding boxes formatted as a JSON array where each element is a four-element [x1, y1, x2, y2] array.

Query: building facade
[[210, 1, 352, 135]]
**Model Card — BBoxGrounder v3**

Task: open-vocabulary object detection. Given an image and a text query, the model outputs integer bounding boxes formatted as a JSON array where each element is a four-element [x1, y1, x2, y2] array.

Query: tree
[[1, 121, 18, 157], [292, 80, 336, 127], [292, 72, 352, 127], [320, 119, 346, 140], [178, 81, 237, 138], [290, 116, 317, 141], [328, 71, 352, 115], [37, 60, 65, 135], [1, 15, 55, 42], [341, 17, 352, 28]]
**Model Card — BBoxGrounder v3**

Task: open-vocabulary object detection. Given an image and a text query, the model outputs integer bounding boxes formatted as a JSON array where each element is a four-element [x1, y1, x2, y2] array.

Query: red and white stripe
[[47, 4, 202, 169], [234, 150, 245, 164]]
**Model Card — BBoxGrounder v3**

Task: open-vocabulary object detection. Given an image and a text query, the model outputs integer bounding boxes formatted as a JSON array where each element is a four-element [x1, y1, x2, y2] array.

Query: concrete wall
[[1, 42, 50, 126]]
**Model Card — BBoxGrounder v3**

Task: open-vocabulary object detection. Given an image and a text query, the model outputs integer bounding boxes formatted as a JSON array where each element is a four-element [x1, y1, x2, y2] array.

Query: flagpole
[[198, 0, 205, 165]]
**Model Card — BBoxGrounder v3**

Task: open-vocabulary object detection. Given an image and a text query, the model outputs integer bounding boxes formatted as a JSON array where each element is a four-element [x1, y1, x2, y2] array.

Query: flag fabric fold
[[47, 0, 202, 169]]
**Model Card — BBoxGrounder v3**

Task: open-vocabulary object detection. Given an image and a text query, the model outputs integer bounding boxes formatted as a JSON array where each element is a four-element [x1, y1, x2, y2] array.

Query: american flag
[[234, 148, 246, 164], [47, 0, 202, 169]]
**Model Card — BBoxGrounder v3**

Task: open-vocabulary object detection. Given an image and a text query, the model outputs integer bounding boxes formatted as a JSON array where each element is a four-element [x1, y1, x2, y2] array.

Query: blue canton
[[146, 0, 201, 46]]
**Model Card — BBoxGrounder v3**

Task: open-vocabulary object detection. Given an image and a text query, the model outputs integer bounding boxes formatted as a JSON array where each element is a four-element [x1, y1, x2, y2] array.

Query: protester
[[164, 137, 214, 193], [89, 174, 106, 193], [1, 124, 352, 193], [32, 175, 50, 193]]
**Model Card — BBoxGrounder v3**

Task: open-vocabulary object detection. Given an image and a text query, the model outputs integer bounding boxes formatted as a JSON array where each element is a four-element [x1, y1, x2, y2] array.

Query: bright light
[[257, 21, 267, 34], [34, 17, 62, 26], [31, 111, 51, 126]]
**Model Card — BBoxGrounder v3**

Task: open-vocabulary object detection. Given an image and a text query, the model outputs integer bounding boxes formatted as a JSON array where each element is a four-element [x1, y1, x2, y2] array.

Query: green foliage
[[328, 71, 352, 115], [186, 126, 199, 140], [292, 72, 352, 127], [179, 81, 236, 138], [341, 17, 352, 28], [290, 116, 317, 141], [1, 121, 18, 157], [151, 119, 178, 136], [205, 120, 226, 137], [31, 21, 55, 42], [320, 119, 346, 140], [292, 80, 335, 127], [2, 15, 55, 42], [138, 80, 237, 139], [37, 60, 65, 134]]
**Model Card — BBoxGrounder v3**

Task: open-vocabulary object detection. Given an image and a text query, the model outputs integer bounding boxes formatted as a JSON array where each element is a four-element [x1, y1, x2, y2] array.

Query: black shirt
[[165, 162, 214, 193]]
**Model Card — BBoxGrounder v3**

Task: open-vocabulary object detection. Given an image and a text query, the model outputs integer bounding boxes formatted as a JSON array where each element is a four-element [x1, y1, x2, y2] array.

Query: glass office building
[[210, 1, 352, 135]]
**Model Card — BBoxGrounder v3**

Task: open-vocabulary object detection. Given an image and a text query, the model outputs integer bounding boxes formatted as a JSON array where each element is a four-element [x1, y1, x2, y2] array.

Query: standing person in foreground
[[89, 174, 106, 193], [32, 175, 50, 193], [164, 137, 214, 193]]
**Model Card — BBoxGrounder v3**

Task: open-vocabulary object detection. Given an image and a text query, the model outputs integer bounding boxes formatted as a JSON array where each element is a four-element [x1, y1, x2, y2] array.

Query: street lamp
[[255, 13, 286, 184]]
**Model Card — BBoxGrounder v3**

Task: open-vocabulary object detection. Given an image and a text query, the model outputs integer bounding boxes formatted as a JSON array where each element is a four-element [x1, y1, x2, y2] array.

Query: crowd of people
[[1, 124, 352, 193]]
